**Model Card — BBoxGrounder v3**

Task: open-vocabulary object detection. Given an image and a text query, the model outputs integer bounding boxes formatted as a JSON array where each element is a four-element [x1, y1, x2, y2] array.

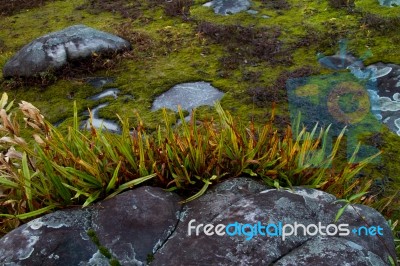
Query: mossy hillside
[[1, 0, 399, 127]]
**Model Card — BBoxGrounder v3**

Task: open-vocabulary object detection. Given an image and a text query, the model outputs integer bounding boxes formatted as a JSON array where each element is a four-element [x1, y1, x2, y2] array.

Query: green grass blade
[[36, 146, 71, 203], [181, 179, 211, 203], [105, 173, 157, 199], [82, 190, 101, 208], [0, 176, 19, 188], [335, 203, 349, 223], [21, 152, 33, 211], [106, 161, 121, 193], [16, 205, 56, 220]]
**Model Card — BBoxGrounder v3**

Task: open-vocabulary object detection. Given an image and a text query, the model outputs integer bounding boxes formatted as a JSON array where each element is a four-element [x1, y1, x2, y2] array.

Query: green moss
[[1, 0, 397, 130], [355, 0, 400, 17], [87, 229, 100, 246], [147, 253, 155, 264], [110, 259, 122, 266], [87, 229, 121, 265]]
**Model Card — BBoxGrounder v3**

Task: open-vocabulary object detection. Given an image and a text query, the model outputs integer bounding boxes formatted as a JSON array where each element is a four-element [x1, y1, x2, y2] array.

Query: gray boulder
[[0, 178, 396, 265], [0, 186, 182, 265], [152, 178, 396, 265], [151, 81, 225, 114], [379, 0, 400, 7], [203, 0, 251, 15], [2, 25, 131, 78]]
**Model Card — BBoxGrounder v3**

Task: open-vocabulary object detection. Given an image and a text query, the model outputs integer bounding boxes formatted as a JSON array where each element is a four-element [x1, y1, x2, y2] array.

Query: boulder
[[151, 81, 225, 114], [2, 25, 131, 78], [152, 178, 396, 265], [378, 0, 400, 7], [0, 178, 396, 265], [203, 0, 251, 15], [0, 186, 182, 265]]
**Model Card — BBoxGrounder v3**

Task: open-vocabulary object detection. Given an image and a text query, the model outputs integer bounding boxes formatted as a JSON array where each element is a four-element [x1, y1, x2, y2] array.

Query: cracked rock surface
[[2, 25, 131, 78], [0, 186, 182, 266], [0, 178, 396, 265]]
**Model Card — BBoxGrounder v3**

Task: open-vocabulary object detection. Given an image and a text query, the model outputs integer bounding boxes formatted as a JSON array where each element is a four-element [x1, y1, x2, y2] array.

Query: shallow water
[[82, 78, 121, 132], [85, 77, 114, 88], [83, 103, 120, 132], [88, 88, 120, 101]]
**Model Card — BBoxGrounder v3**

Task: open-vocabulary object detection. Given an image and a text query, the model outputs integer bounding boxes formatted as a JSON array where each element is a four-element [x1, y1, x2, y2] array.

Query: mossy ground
[[0, 0, 400, 248]]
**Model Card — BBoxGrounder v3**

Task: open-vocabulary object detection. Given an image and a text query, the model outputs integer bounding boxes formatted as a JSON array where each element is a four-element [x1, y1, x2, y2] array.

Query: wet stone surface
[[83, 77, 121, 133], [318, 53, 363, 70], [85, 77, 115, 89], [0, 187, 182, 266], [378, 0, 400, 7], [203, 0, 251, 15], [151, 81, 224, 115], [0, 178, 395, 265], [88, 88, 120, 101]]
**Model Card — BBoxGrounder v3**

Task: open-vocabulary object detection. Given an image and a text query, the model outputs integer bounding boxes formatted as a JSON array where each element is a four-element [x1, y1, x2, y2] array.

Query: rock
[[0, 178, 396, 265], [152, 178, 396, 265], [151, 81, 224, 115], [365, 63, 400, 135], [0, 208, 99, 265], [341, 61, 400, 136], [203, 0, 251, 15], [246, 9, 258, 15], [91, 187, 182, 265], [378, 0, 400, 7], [0, 186, 182, 265], [85, 77, 115, 89], [2, 25, 131, 78], [318, 49, 400, 136], [318, 53, 363, 70]]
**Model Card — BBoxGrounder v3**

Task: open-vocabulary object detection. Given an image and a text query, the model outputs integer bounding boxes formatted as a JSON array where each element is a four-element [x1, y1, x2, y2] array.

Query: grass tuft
[[0, 92, 383, 237]]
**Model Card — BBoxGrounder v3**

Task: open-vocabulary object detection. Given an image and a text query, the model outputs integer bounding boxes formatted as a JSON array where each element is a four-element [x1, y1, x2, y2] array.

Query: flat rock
[[2, 25, 131, 78], [318, 53, 363, 70], [151, 81, 224, 113], [0, 178, 396, 265], [378, 0, 400, 6], [204, 0, 251, 15]]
